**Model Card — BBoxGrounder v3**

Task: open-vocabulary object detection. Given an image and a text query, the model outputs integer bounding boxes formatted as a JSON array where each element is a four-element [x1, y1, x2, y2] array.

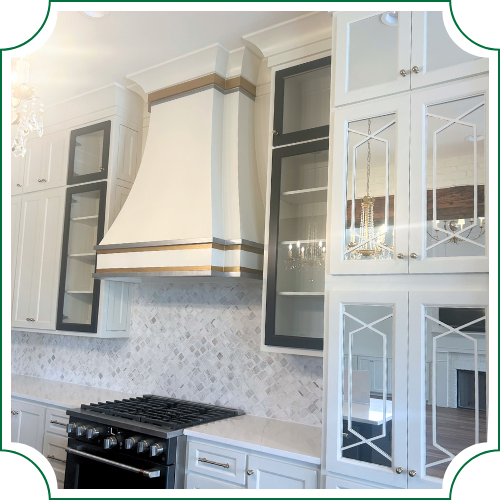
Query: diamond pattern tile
[[11, 283, 323, 426]]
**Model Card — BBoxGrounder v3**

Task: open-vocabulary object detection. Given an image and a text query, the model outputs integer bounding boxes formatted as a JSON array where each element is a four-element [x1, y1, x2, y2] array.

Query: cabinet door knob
[[11, 410, 19, 415], [272, 130, 278, 135], [409, 470, 417, 477], [410, 253, 418, 259], [247, 470, 254, 475], [16, 184, 22, 187], [396, 467, 403, 474], [412, 66, 420, 73], [399, 69, 407, 77], [397, 253, 405, 259]]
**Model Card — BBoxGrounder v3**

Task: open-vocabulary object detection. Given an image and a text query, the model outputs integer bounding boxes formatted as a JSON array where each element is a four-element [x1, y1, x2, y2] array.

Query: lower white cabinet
[[247, 455, 318, 489], [11, 399, 46, 452], [185, 437, 319, 489], [11, 396, 69, 489], [324, 474, 384, 489]]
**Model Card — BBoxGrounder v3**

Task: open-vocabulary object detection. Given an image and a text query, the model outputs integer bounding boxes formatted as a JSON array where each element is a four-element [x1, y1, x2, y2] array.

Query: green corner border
[[1, 1, 498, 499]]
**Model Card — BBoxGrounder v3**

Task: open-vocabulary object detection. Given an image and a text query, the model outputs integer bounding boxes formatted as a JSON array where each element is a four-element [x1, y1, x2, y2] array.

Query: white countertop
[[11, 374, 138, 409], [184, 414, 321, 465], [12, 375, 322, 465], [343, 398, 393, 425]]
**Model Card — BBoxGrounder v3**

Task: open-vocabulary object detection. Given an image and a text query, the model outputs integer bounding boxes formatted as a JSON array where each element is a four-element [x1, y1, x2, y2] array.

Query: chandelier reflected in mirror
[[345, 118, 393, 260], [11, 56, 44, 157], [427, 218, 485, 245]]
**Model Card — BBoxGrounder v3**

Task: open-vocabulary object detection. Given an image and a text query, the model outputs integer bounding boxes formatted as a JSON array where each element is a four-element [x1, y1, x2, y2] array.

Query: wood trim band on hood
[[96, 243, 264, 255]]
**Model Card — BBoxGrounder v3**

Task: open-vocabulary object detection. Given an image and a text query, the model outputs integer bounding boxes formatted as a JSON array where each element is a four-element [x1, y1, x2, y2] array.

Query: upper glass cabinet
[[67, 121, 111, 184], [334, 11, 488, 107], [409, 77, 488, 274], [264, 139, 328, 351], [273, 56, 331, 147]]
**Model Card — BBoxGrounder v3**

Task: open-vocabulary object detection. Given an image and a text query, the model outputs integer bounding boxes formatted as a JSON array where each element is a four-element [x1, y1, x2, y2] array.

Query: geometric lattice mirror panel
[[424, 306, 487, 478], [345, 114, 396, 261], [425, 95, 486, 258], [342, 305, 394, 467]]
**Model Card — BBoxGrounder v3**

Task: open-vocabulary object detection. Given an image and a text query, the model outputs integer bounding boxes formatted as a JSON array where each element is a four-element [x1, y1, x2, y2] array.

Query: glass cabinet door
[[408, 290, 488, 488], [56, 182, 107, 332], [324, 290, 408, 488], [409, 77, 488, 273], [272, 56, 331, 147], [411, 11, 488, 89], [67, 121, 111, 184], [264, 140, 328, 351], [330, 94, 410, 275], [334, 11, 412, 106]]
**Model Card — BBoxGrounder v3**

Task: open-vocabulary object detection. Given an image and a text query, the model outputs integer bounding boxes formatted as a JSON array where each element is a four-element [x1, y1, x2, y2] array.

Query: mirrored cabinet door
[[334, 11, 412, 106], [273, 56, 331, 147], [330, 95, 410, 275], [67, 121, 111, 184], [411, 11, 488, 89], [56, 182, 107, 333], [264, 140, 328, 351], [325, 290, 408, 488], [408, 290, 488, 488], [409, 77, 488, 273]]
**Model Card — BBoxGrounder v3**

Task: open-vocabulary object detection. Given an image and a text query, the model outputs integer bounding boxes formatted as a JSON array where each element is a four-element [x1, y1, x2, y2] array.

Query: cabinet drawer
[[43, 433, 68, 470], [186, 473, 244, 489], [325, 475, 383, 489], [187, 441, 247, 485], [54, 467, 65, 489], [45, 408, 69, 436]]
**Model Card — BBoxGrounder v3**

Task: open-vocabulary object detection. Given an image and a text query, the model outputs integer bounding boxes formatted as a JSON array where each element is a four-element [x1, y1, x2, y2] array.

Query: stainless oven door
[[64, 440, 175, 489]]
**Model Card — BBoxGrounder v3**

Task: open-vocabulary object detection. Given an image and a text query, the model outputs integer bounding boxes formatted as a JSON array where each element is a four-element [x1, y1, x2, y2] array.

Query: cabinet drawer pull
[[26, 318, 35, 322], [247, 470, 254, 475], [50, 420, 67, 427], [198, 457, 230, 469], [11, 410, 19, 415], [16, 184, 22, 187], [38, 179, 47, 183], [47, 455, 66, 465]]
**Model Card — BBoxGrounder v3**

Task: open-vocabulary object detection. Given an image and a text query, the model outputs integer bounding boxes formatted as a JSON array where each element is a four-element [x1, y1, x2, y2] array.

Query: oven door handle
[[65, 448, 161, 478]]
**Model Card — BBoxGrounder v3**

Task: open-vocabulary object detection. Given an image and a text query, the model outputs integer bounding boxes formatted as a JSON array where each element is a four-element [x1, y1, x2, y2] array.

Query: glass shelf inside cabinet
[[57, 184, 105, 331], [267, 144, 328, 349], [425, 95, 486, 259]]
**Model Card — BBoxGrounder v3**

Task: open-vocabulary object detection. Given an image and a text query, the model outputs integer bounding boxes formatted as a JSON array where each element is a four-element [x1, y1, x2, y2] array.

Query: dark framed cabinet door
[[265, 139, 329, 351], [56, 182, 107, 333], [273, 56, 331, 147], [67, 121, 111, 184]]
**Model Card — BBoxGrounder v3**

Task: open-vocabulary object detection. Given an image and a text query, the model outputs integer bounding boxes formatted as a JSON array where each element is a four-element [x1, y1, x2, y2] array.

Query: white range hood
[[94, 44, 265, 281]]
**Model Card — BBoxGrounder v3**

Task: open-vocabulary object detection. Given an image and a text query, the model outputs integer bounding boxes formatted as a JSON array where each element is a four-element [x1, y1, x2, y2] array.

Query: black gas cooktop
[[79, 394, 241, 430]]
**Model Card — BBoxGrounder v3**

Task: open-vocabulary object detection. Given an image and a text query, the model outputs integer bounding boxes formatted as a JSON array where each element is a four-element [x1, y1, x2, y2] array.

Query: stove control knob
[[66, 422, 76, 434], [150, 443, 164, 457], [86, 427, 100, 440], [103, 436, 118, 450], [124, 437, 139, 450], [137, 440, 152, 454], [76, 425, 88, 437]]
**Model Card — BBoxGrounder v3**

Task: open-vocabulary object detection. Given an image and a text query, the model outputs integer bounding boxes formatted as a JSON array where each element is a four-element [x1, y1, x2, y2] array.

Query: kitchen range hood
[[93, 45, 265, 281]]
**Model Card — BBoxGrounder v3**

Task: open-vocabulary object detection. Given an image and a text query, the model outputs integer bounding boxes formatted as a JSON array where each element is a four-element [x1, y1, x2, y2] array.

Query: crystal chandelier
[[285, 222, 326, 276], [11, 56, 44, 157], [345, 118, 390, 260]]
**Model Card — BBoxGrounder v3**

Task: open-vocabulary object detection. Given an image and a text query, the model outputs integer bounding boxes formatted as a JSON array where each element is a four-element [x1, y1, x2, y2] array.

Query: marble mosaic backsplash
[[11, 283, 323, 426]]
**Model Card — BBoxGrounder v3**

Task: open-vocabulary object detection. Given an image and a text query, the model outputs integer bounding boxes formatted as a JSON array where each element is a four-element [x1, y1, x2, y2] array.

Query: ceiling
[[19, 10, 309, 106]]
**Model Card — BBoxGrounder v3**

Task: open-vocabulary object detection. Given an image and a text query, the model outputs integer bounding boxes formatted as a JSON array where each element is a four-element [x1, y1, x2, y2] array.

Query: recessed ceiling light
[[465, 135, 485, 141], [79, 11, 109, 19], [380, 11, 398, 26]]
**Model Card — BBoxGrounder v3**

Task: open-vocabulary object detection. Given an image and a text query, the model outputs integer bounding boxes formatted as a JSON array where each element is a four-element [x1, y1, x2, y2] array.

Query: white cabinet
[[410, 12, 488, 89], [330, 77, 488, 275], [42, 434, 68, 489], [11, 155, 25, 195], [23, 131, 69, 193], [409, 77, 488, 274], [247, 455, 318, 489], [325, 474, 384, 489], [10, 400, 46, 452], [110, 182, 131, 226], [185, 438, 319, 489], [116, 124, 139, 183], [334, 11, 487, 107], [11, 196, 22, 302], [11, 187, 65, 329], [334, 11, 412, 106]]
